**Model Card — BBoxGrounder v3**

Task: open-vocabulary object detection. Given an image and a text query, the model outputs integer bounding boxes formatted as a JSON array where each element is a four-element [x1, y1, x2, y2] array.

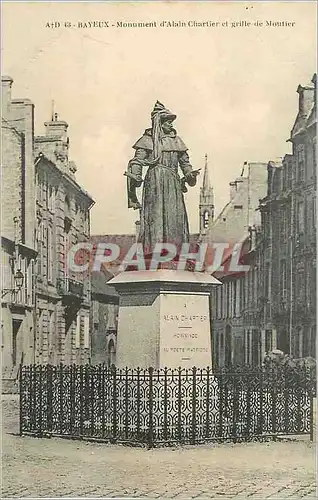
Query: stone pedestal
[[108, 270, 221, 369]]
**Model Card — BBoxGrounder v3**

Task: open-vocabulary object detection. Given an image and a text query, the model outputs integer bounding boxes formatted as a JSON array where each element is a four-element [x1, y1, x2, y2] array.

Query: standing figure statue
[[125, 101, 200, 256]]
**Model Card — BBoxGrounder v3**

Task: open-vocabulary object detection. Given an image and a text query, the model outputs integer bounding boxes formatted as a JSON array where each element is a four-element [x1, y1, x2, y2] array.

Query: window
[[83, 315, 90, 349], [296, 268, 305, 302], [297, 201, 305, 234], [47, 225, 54, 283], [48, 186, 56, 212], [106, 305, 117, 331], [280, 260, 287, 299], [264, 262, 270, 299], [203, 210, 209, 229], [83, 211, 90, 235], [293, 328, 303, 358], [265, 330, 273, 353], [281, 209, 287, 241], [251, 329, 261, 366], [297, 144, 305, 182], [245, 330, 251, 365], [75, 313, 81, 348], [310, 326, 316, 358], [225, 325, 232, 366], [287, 161, 293, 189]]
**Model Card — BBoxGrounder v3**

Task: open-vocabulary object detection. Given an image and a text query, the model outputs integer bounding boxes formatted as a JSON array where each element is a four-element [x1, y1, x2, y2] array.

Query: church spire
[[203, 153, 211, 190], [199, 154, 214, 234]]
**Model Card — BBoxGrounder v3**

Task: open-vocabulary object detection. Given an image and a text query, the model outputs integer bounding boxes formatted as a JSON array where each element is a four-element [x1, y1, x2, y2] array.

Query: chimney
[[1, 75, 13, 119], [297, 84, 314, 118], [44, 112, 69, 139]]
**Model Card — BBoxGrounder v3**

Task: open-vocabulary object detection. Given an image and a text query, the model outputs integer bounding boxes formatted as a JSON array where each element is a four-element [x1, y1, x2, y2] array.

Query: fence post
[[309, 390, 314, 442], [218, 373, 224, 439], [148, 367, 154, 449], [259, 369, 264, 436], [177, 367, 182, 443], [47, 365, 53, 435], [232, 372, 238, 443], [111, 364, 117, 442], [79, 365, 84, 438], [31, 364, 36, 433], [90, 365, 95, 437], [205, 367, 210, 440], [124, 367, 129, 440], [38, 365, 43, 437], [163, 367, 168, 441], [101, 364, 106, 438], [136, 367, 141, 441], [59, 363, 64, 435], [191, 367, 197, 445], [271, 368, 277, 441], [283, 371, 289, 435], [19, 363, 23, 436], [246, 373, 251, 438], [69, 365, 75, 435]]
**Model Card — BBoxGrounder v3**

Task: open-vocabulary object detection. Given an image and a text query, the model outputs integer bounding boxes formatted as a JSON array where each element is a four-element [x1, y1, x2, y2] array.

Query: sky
[[1, 1, 317, 235]]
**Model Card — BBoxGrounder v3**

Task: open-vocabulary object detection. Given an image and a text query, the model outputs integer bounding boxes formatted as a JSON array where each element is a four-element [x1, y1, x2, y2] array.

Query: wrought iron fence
[[19, 364, 315, 447]]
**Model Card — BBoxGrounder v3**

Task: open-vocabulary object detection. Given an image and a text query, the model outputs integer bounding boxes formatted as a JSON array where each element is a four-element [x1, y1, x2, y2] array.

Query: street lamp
[[14, 269, 24, 289], [1, 269, 24, 299]]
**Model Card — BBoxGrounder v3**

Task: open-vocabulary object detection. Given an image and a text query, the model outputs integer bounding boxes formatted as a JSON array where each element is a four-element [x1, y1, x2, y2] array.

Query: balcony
[[57, 277, 84, 304]]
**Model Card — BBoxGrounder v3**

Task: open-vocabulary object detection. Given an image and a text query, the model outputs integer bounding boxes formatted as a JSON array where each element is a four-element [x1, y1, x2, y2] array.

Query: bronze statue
[[125, 101, 200, 255]]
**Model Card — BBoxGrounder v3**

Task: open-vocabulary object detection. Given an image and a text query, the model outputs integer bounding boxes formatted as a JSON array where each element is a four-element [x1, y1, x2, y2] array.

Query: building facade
[[208, 162, 268, 367], [259, 74, 316, 359], [212, 74, 316, 367], [34, 113, 94, 364], [1, 77, 95, 384], [1, 76, 37, 382]]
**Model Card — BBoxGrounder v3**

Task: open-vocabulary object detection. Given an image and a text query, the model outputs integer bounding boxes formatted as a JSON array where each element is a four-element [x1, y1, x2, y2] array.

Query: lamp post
[[1, 269, 24, 299]]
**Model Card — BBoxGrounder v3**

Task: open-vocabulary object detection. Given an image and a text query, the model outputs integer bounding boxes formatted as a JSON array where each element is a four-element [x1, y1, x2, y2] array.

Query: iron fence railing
[[19, 364, 315, 447]]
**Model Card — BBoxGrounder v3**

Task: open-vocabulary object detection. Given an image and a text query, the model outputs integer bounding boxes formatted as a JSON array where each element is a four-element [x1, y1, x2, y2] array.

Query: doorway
[[12, 319, 22, 366]]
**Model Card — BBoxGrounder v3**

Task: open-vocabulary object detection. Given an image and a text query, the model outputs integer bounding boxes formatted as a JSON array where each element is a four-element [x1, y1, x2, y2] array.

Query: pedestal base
[[108, 270, 221, 369]]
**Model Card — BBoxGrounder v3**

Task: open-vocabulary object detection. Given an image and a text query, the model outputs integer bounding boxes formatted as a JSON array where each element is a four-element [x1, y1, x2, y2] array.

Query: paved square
[[2, 395, 316, 499]]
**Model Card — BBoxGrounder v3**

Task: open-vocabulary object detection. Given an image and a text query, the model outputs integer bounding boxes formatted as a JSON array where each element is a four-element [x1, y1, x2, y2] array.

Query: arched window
[[203, 210, 209, 229]]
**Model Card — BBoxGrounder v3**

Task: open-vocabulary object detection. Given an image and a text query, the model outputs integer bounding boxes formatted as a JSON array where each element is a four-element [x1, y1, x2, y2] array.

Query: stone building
[[90, 268, 119, 366], [1, 76, 37, 384], [34, 113, 94, 364], [207, 162, 268, 367], [1, 77, 95, 384], [259, 74, 316, 359]]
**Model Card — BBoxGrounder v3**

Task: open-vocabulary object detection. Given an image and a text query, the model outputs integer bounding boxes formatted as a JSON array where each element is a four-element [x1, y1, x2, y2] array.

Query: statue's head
[[151, 100, 176, 134]]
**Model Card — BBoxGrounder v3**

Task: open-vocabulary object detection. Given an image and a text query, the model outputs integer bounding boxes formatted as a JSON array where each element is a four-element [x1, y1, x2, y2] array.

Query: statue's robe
[[127, 128, 194, 254]]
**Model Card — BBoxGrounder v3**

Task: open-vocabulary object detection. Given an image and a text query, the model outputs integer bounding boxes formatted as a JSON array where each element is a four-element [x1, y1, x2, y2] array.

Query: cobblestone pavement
[[1, 395, 316, 499]]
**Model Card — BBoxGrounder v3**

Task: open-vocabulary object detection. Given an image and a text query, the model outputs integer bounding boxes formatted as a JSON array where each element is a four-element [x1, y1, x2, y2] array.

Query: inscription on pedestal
[[159, 293, 212, 368]]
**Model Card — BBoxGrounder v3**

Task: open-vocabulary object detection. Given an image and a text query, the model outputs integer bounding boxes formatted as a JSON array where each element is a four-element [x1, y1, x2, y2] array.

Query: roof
[[213, 235, 250, 281], [35, 153, 94, 205], [91, 268, 119, 302]]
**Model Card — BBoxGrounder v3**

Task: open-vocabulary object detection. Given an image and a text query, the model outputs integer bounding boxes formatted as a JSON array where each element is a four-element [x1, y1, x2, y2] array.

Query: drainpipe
[[289, 189, 294, 355]]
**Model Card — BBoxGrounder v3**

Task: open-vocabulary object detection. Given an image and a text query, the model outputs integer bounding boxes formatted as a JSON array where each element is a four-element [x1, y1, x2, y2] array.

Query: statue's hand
[[130, 201, 141, 210], [185, 172, 198, 187]]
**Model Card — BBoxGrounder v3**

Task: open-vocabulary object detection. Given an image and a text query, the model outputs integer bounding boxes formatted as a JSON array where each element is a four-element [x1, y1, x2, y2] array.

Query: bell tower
[[199, 154, 214, 234]]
